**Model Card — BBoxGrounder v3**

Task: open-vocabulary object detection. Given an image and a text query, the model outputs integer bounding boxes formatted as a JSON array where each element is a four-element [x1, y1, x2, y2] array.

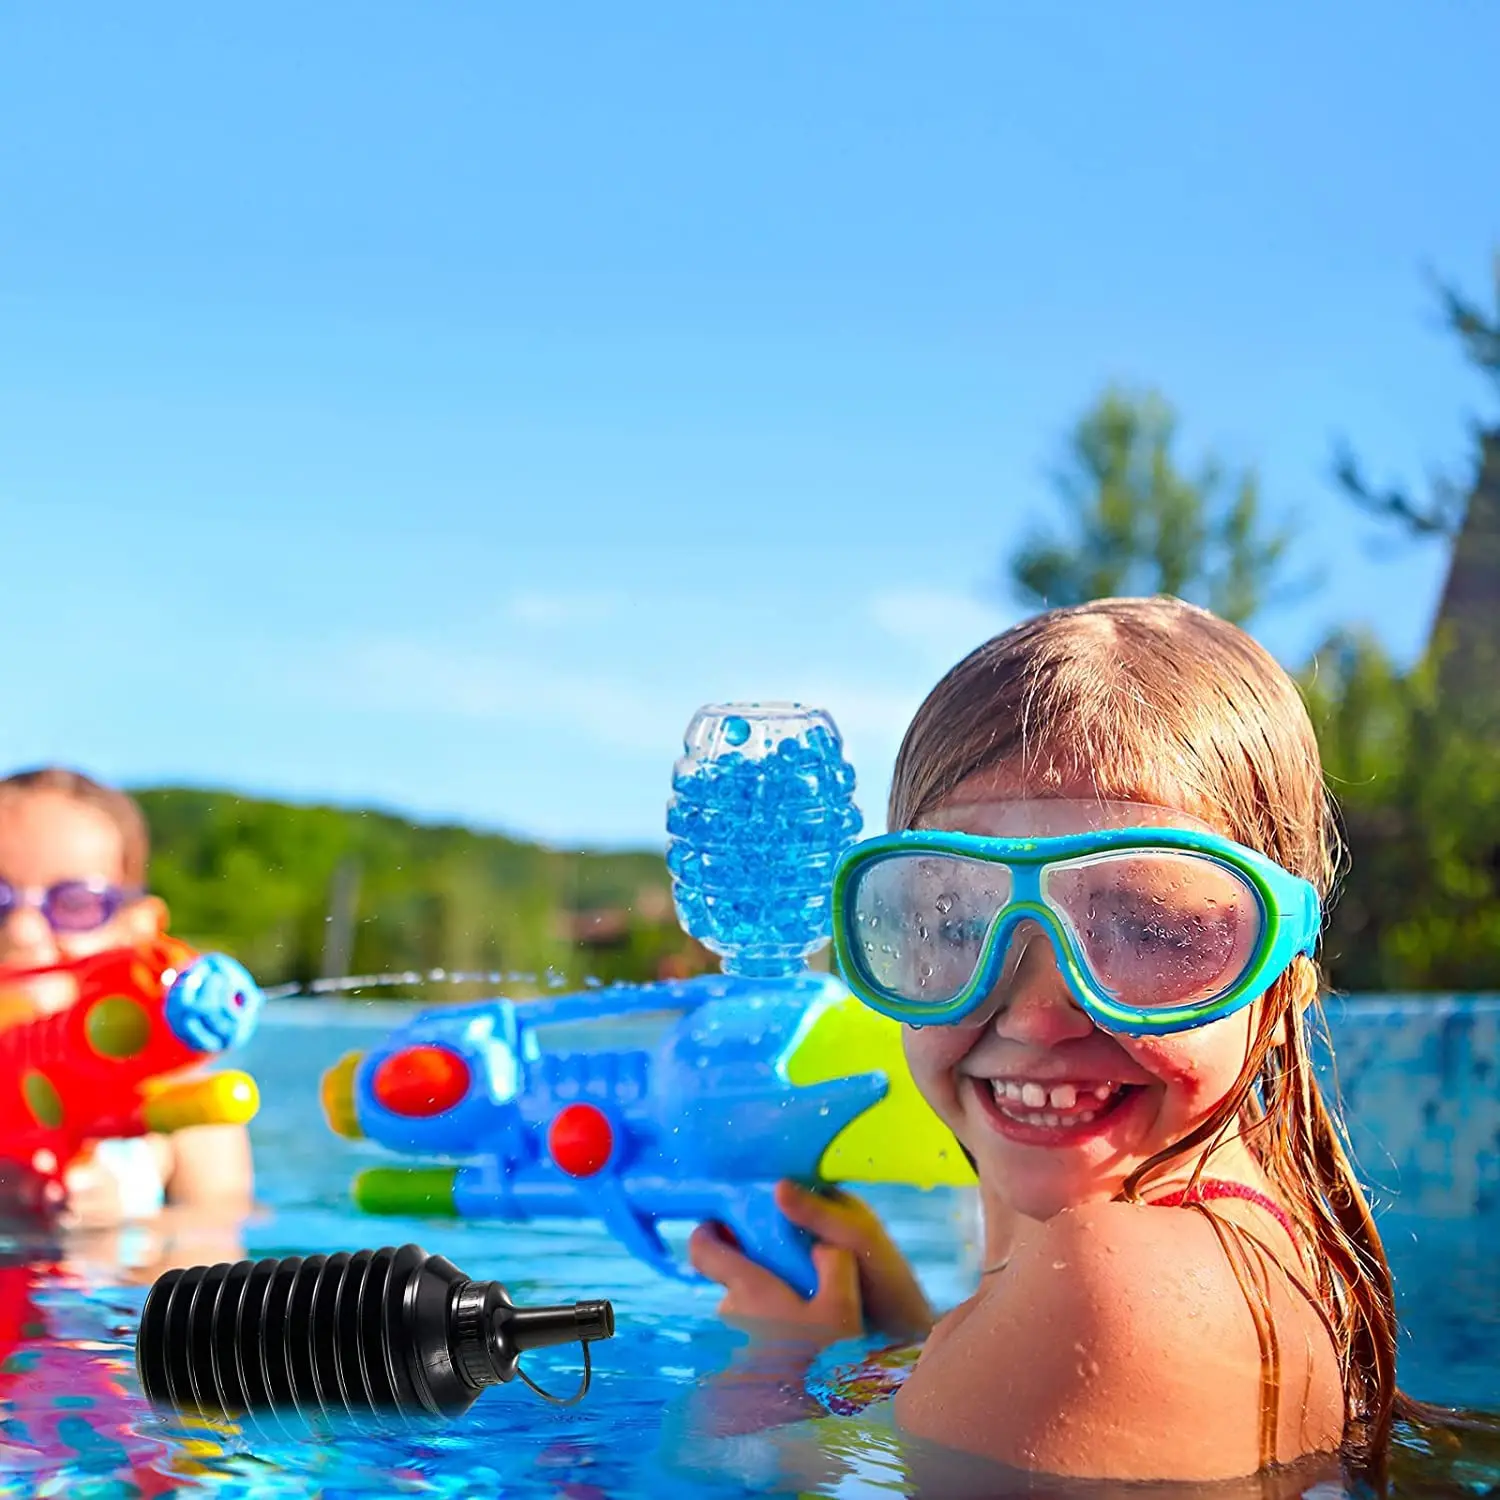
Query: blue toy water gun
[[320, 704, 973, 1298]]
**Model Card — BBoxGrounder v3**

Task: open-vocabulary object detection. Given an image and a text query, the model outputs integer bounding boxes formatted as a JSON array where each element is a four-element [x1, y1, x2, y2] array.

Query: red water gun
[[0, 936, 265, 1217]]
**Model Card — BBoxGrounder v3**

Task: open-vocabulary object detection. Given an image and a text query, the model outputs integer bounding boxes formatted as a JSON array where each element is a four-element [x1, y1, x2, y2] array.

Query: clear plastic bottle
[[665, 702, 863, 978]]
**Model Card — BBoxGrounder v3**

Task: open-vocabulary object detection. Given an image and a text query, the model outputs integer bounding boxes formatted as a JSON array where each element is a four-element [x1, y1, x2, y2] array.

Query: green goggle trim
[[830, 825, 1322, 1037]]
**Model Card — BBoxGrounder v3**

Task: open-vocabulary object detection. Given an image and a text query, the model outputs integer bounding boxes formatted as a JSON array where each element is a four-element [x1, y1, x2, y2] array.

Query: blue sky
[[1, 3, 1495, 848]]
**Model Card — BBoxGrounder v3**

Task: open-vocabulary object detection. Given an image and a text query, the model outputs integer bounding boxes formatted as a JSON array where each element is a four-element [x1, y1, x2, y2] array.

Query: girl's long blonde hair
[[888, 595, 1404, 1475]]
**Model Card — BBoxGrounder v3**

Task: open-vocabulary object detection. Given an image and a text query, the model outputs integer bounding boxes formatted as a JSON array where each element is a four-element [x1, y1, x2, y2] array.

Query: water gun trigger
[[578, 1179, 820, 1299], [572, 1176, 689, 1283]]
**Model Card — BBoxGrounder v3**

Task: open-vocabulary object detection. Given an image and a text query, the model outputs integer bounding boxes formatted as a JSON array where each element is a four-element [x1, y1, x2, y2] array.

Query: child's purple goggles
[[0, 879, 141, 934]]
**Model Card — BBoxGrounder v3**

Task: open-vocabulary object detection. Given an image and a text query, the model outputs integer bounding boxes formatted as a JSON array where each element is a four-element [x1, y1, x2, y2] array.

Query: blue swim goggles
[[831, 826, 1322, 1037]]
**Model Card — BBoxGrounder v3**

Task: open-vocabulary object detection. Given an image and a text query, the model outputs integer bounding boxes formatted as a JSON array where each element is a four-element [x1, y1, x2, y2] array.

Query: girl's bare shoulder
[[895, 1200, 1343, 1482]]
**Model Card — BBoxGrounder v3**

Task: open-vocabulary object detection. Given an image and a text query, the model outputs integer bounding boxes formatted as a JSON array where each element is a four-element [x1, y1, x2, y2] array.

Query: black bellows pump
[[136, 1244, 615, 1425]]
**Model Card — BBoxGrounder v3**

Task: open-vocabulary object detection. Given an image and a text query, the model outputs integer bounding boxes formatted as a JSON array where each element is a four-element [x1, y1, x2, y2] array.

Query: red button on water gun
[[371, 1045, 472, 1118], [547, 1104, 614, 1177]]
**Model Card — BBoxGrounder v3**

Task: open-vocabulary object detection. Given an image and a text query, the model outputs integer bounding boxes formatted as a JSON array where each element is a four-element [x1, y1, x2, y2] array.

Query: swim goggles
[[831, 827, 1321, 1036], [0, 879, 141, 934]]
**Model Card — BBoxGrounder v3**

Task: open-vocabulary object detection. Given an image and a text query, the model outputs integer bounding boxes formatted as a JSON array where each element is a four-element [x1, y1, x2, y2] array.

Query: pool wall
[[1324, 996, 1500, 1218]]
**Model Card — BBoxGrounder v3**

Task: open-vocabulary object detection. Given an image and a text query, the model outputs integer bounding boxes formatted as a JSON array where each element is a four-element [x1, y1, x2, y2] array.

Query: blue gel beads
[[666, 705, 864, 977]]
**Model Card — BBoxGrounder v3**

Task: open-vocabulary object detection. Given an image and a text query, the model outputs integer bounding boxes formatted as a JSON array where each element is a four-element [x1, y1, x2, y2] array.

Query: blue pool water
[[1, 998, 1496, 1498]]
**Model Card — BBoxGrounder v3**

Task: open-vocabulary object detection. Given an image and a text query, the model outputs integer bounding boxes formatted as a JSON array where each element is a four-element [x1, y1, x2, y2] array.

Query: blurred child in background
[[0, 767, 254, 1228]]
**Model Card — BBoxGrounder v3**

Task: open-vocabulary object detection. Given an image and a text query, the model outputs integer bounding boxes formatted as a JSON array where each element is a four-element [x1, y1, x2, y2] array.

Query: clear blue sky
[[1, 3, 1495, 847]]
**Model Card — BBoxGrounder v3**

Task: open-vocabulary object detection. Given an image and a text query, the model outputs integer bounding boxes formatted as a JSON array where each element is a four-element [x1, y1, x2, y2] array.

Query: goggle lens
[[46, 881, 122, 933], [1043, 851, 1263, 1010], [847, 848, 1264, 1014], [0, 880, 125, 934], [848, 854, 1013, 1006]]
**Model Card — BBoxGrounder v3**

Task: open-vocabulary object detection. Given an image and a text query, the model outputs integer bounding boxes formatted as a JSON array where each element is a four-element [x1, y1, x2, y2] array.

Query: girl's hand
[[58, 1157, 128, 1231], [688, 1181, 935, 1343]]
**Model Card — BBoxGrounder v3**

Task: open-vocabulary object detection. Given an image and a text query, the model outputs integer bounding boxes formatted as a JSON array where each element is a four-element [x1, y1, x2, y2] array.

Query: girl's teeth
[[987, 1078, 1122, 1129]]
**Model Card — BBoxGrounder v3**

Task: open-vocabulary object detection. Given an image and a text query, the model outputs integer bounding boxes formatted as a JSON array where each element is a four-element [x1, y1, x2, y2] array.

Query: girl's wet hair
[[0, 767, 150, 886], [889, 595, 1405, 1477]]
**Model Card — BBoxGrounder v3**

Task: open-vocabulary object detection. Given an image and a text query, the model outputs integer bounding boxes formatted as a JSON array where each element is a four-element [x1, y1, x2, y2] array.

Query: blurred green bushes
[[136, 788, 712, 995], [1301, 629, 1500, 991]]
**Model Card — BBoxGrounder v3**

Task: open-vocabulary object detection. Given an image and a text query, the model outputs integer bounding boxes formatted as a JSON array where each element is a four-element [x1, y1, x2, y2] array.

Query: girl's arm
[[158, 1122, 254, 1210]]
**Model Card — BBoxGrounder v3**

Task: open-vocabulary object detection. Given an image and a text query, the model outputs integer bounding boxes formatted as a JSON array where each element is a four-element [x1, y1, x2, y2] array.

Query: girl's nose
[[986, 921, 1096, 1047], [0, 904, 58, 969]]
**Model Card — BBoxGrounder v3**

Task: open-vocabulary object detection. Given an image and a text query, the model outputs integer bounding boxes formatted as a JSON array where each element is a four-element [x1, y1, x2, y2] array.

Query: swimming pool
[[2, 998, 1496, 1498]]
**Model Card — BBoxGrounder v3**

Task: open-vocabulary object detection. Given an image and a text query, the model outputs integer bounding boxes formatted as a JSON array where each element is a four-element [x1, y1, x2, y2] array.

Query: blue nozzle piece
[[164, 954, 265, 1052]]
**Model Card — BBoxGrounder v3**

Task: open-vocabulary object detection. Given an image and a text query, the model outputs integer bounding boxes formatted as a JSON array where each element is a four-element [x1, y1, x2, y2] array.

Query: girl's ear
[[1269, 956, 1319, 1048], [123, 895, 169, 944]]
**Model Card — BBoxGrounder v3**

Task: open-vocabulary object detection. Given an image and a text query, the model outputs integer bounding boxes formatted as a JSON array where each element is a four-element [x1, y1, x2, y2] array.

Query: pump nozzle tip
[[505, 1298, 616, 1354], [576, 1299, 614, 1342]]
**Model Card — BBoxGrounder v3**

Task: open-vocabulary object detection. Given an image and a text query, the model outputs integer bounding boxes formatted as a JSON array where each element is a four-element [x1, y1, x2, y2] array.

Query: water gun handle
[[581, 1179, 819, 1300], [703, 1185, 820, 1301]]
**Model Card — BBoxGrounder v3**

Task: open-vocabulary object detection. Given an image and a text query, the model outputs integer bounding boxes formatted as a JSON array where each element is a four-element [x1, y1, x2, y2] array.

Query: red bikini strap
[[1150, 1179, 1296, 1244]]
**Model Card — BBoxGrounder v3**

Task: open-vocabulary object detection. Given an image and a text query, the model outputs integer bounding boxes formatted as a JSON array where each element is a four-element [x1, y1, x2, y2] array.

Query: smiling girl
[[690, 596, 1407, 1486]]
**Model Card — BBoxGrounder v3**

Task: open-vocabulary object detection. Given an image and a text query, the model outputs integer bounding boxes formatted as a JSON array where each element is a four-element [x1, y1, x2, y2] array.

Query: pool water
[[1, 1000, 1496, 1499]]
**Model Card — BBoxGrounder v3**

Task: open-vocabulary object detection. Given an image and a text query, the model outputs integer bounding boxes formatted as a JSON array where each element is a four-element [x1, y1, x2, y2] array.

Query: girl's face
[[901, 770, 1262, 1222], [0, 790, 163, 1015]]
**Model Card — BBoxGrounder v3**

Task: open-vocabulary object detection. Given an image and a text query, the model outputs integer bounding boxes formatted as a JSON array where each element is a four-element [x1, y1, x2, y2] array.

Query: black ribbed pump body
[[136, 1243, 613, 1427]]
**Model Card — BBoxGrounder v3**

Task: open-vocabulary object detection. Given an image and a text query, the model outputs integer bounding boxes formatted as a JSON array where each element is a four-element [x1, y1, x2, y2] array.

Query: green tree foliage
[[1307, 257, 1500, 990], [1009, 387, 1296, 626], [1334, 254, 1500, 540], [1001, 364, 1500, 991], [136, 788, 704, 995], [1300, 631, 1500, 991]]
